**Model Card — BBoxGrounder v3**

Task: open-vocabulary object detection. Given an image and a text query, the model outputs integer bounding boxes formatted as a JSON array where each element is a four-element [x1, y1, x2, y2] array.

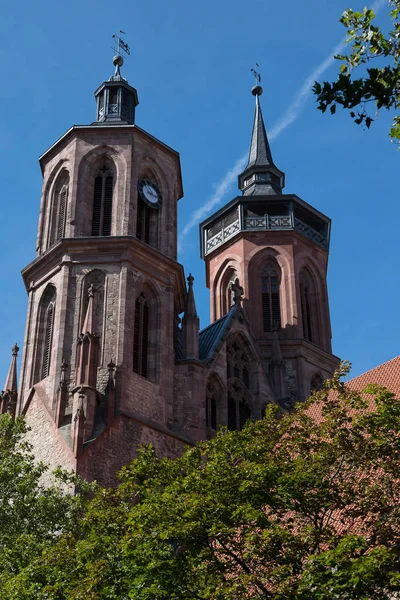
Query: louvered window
[[133, 294, 149, 378], [57, 185, 68, 239], [91, 167, 113, 236], [261, 266, 281, 333], [42, 302, 55, 379], [49, 172, 69, 247], [136, 197, 151, 244], [300, 275, 313, 342]]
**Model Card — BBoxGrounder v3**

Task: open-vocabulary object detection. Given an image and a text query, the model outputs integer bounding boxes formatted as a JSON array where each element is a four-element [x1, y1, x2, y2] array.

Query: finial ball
[[251, 85, 263, 96], [113, 54, 124, 68]]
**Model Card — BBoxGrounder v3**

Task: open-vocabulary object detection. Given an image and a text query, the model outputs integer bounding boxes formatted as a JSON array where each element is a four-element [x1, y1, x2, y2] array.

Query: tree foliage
[[313, 0, 400, 142], [2, 366, 400, 598]]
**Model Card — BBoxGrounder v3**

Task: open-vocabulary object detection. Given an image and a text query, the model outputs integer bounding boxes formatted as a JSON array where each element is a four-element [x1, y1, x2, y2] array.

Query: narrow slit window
[[136, 197, 151, 244], [41, 303, 55, 379], [300, 276, 313, 342], [133, 295, 149, 378]]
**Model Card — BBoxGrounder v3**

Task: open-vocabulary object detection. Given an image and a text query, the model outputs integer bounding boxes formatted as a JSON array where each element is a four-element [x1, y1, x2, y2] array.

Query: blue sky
[[0, 0, 398, 384]]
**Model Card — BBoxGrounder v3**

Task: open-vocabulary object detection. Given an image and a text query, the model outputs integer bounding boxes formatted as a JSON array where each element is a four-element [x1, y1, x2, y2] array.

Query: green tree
[[313, 0, 400, 142], [4, 365, 400, 599], [0, 415, 94, 599]]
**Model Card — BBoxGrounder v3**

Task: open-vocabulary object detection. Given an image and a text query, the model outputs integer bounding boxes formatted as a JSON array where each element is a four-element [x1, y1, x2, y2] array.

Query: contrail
[[178, 0, 387, 247]]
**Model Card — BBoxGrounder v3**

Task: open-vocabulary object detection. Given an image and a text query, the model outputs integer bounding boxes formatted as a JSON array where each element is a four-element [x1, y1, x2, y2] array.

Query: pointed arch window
[[133, 293, 150, 378], [226, 338, 252, 431], [261, 263, 281, 332], [49, 171, 69, 246], [91, 166, 113, 236], [300, 271, 315, 343], [33, 285, 56, 384]]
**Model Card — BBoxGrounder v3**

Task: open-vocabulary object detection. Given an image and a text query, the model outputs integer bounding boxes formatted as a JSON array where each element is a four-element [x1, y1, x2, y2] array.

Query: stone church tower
[[3, 58, 338, 486], [200, 83, 338, 406]]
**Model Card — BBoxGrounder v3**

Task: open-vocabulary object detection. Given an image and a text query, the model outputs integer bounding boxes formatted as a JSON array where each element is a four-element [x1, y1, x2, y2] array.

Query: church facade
[[0, 58, 338, 486]]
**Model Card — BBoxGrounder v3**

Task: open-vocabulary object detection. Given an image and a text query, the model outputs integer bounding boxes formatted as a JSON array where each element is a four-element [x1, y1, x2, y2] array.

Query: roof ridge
[[348, 355, 400, 383]]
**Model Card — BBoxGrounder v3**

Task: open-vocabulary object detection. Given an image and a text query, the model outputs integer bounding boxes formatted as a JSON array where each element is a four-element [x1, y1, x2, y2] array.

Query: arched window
[[49, 170, 69, 246], [91, 165, 113, 236], [133, 293, 150, 378], [300, 270, 316, 343], [220, 268, 238, 316], [261, 262, 281, 332], [33, 285, 57, 384], [226, 337, 252, 431]]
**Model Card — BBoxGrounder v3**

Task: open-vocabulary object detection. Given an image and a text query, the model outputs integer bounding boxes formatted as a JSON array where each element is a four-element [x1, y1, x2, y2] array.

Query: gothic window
[[220, 268, 238, 316], [33, 285, 56, 384], [226, 337, 252, 431], [261, 262, 281, 332], [133, 293, 150, 378], [49, 170, 69, 246], [91, 166, 113, 236], [300, 271, 316, 343]]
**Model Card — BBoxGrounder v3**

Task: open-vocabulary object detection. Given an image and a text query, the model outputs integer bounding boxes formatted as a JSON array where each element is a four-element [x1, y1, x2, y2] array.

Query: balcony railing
[[204, 213, 328, 255]]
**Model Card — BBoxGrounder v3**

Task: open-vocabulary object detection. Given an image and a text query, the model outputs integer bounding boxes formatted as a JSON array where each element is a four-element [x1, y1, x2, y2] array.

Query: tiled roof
[[345, 355, 400, 397], [198, 307, 237, 361]]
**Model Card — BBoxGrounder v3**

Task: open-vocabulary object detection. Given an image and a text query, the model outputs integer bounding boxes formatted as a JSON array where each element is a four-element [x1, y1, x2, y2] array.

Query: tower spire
[[1, 343, 19, 416], [238, 72, 285, 196]]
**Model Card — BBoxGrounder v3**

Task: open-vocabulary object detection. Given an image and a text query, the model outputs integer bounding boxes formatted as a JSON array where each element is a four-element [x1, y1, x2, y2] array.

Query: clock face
[[138, 179, 162, 208]]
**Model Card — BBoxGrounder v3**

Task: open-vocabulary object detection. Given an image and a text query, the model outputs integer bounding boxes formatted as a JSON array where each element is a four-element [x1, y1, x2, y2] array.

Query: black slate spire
[[238, 84, 285, 196]]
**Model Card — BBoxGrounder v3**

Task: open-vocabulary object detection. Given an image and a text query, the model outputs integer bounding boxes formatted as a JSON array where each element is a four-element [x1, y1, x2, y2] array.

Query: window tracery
[[226, 338, 252, 430]]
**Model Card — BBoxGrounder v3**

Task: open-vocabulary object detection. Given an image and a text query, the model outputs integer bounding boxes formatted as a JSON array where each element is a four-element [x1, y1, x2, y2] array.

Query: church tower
[[16, 49, 203, 485], [200, 82, 339, 405]]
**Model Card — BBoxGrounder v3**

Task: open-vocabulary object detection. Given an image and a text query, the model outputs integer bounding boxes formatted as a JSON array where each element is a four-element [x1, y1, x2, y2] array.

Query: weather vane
[[112, 30, 130, 58], [111, 30, 130, 78], [251, 63, 261, 85], [250, 63, 263, 97]]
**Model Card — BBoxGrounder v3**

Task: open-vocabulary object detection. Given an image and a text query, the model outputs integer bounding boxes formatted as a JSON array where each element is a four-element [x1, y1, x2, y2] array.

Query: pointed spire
[[82, 284, 95, 335], [76, 285, 99, 388], [1, 344, 19, 417], [185, 274, 198, 319], [247, 94, 274, 170], [238, 83, 285, 196], [182, 274, 200, 360], [4, 343, 19, 394]]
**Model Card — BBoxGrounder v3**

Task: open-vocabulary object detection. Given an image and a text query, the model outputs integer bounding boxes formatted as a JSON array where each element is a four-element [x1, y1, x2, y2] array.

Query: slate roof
[[198, 307, 237, 361], [246, 96, 274, 170]]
